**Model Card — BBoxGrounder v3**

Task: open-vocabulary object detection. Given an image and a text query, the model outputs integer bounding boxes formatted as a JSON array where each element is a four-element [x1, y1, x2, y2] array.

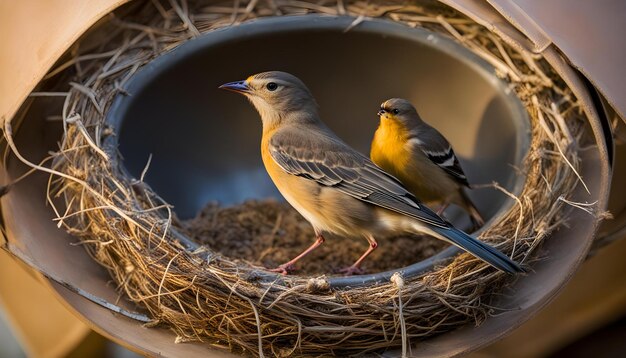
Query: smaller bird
[[371, 98, 484, 228]]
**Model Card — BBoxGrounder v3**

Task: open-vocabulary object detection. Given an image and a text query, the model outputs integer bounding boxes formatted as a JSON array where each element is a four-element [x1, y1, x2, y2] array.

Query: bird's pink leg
[[270, 233, 325, 275], [436, 202, 450, 216], [339, 236, 378, 276]]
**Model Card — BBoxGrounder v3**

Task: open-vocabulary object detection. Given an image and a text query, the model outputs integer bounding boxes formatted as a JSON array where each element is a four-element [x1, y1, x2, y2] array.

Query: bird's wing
[[269, 127, 448, 228], [410, 126, 470, 187]]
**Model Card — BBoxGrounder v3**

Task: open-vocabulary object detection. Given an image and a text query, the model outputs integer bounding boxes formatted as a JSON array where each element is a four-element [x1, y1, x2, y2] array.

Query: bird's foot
[[469, 222, 482, 233], [269, 263, 296, 275], [436, 203, 450, 217], [337, 265, 365, 276], [469, 216, 485, 232]]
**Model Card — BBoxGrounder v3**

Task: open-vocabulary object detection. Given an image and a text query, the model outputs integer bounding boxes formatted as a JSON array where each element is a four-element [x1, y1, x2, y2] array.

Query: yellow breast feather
[[371, 117, 413, 174]]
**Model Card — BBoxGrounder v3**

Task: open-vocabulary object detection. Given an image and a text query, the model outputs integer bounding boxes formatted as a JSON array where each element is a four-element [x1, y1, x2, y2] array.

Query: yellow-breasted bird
[[371, 98, 484, 227], [220, 72, 520, 275]]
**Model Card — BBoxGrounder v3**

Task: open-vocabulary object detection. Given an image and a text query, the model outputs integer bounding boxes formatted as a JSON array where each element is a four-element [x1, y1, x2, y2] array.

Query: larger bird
[[220, 71, 521, 275], [371, 98, 484, 227]]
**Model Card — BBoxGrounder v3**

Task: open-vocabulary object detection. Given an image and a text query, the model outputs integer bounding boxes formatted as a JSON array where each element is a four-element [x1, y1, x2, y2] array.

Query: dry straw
[[5, 0, 596, 356]]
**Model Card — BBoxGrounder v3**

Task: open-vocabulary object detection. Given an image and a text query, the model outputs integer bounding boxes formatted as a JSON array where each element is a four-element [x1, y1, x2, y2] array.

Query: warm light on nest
[[3, 0, 600, 356]]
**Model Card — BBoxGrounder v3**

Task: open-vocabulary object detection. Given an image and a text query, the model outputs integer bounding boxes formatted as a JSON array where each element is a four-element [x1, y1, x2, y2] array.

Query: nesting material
[[5, 0, 597, 355], [179, 199, 448, 275]]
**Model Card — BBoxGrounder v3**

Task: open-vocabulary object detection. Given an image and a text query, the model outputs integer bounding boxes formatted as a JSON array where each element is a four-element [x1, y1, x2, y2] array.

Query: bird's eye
[[392, 109, 400, 115], [266, 82, 278, 91]]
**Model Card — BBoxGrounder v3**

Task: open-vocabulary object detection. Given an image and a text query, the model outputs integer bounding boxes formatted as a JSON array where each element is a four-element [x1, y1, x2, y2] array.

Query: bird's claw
[[337, 266, 365, 276], [269, 263, 296, 275]]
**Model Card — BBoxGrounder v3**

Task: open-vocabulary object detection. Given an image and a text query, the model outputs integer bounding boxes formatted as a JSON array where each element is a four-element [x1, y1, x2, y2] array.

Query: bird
[[219, 71, 521, 275], [371, 98, 485, 228]]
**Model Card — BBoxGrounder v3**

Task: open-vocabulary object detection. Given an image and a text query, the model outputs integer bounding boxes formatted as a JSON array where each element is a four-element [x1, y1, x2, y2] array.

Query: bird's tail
[[429, 225, 523, 274]]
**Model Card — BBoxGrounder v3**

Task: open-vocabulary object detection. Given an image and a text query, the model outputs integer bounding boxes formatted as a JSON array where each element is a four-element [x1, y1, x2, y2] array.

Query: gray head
[[220, 71, 319, 129], [377, 98, 423, 127]]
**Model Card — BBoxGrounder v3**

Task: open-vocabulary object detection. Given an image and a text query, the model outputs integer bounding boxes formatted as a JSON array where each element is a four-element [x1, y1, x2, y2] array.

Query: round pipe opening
[[105, 16, 530, 283]]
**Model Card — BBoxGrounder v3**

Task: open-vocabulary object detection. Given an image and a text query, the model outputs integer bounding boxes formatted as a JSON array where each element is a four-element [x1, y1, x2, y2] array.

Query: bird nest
[[5, 0, 598, 356]]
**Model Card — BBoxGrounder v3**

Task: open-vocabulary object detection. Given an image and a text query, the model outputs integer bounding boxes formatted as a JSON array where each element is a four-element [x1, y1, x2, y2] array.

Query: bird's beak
[[219, 80, 250, 94], [377, 109, 386, 116]]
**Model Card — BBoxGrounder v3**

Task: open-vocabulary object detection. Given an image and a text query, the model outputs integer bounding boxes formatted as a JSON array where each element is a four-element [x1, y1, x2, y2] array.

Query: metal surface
[[0, 0, 128, 125], [0, 14, 610, 358], [487, 0, 626, 122]]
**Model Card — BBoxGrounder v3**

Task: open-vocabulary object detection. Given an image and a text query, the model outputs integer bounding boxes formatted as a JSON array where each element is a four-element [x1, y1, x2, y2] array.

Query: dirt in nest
[[179, 199, 449, 276]]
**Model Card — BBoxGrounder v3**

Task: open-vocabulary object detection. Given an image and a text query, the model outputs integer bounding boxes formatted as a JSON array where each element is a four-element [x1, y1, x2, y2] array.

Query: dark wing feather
[[269, 128, 448, 228], [411, 126, 470, 187]]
